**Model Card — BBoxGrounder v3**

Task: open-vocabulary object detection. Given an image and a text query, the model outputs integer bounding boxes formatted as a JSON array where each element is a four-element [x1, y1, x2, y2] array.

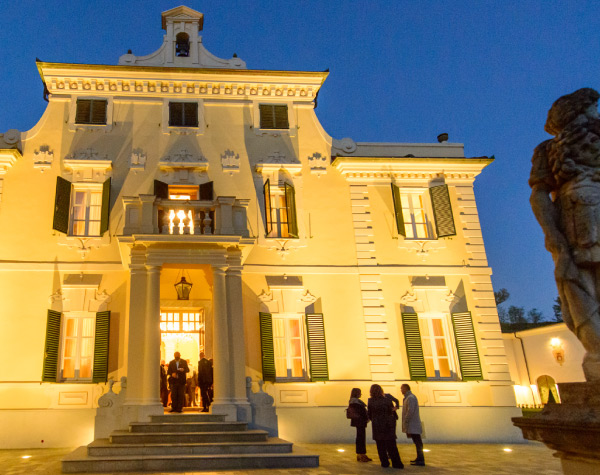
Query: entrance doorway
[[160, 308, 205, 363]]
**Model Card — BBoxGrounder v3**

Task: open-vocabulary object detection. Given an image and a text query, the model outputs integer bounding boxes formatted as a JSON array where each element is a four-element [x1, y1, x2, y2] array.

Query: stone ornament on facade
[[267, 151, 286, 164], [159, 149, 209, 179], [300, 289, 317, 303], [33, 145, 54, 172], [308, 152, 327, 176], [332, 137, 357, 154], [63, 148, 112, 182], [257, 290, 273, 303], [400, 239, 446, 260], [130, 149, 147, 172], [221, 149, 240, 174], [529, 88, 600, 381], [399, 290, 418, 305]]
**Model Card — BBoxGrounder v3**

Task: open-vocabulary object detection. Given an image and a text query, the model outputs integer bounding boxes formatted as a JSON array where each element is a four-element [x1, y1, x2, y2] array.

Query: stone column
[[210, 265, 236, 420], [142, 265, 162, 405], [226, 265, 251, 422]]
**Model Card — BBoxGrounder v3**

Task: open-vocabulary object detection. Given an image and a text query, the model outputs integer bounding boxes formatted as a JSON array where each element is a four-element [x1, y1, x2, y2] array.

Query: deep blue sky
[[2, 1, 599, 319]]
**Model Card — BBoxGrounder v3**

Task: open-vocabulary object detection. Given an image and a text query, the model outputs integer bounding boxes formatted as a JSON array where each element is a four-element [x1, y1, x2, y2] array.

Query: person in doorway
[[197, 352, 213, 412], [160, 359, 169, 408], [348, 388, 372, 463], [367, 384, 403, 469], [401, 384, 425, 466], [185, 359, 197, 407], [167, 352, 189, 413]]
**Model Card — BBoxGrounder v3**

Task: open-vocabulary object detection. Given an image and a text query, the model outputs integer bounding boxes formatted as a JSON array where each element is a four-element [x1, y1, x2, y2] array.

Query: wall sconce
[[550, 337, 565, 365], [174, 275, 193, 300]]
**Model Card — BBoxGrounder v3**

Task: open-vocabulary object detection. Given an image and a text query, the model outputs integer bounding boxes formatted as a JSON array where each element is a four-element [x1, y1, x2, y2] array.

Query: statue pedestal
[[512, 382, 600, 474]]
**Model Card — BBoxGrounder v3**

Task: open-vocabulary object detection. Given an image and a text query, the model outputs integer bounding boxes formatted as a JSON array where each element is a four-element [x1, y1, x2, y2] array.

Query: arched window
[[176, 33, 190, 57], [536, 374, 560, 404]]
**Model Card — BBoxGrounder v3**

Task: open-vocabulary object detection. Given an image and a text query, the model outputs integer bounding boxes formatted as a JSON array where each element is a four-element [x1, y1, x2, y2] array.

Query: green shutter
[[451, 312, 484, 381], [305, 313, 329, 381], [429, 184, 456, 237], [154, 179, 169, 199], [259, 312, 276, 382], [274, 105, 289, 129], [92, 311, 111, 383], [75, 99, 92, 124], [42, 310, 62, 382], [263, 179, 272, 235], [53, 176, 71, 234], [391, 183, 406, 237], [91, 100, 107, 124], [259, 104, 275, 129], [284, 182, 298, 238], [100, 178, 111, 235], [401, 313, 427, 381]]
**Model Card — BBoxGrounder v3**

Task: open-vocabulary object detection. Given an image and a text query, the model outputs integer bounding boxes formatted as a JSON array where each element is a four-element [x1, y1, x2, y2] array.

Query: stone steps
[[62, 413, 319, 472]]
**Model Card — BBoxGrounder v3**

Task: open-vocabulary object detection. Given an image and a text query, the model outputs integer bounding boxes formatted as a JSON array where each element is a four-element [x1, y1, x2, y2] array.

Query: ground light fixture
[[21, 455, 31, 459], [174, 275, 193, 300], [503, 448, 513, 452], [423, 449, 431, 452], [337, 448, 345, 452]]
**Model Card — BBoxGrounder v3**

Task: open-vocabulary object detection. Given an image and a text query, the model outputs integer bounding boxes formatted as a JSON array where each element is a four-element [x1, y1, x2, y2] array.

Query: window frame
[[253, 102, 296, 136], [162, 99, 205, 135], [263, 179, 298, 239], [75, 99, 107, 125], [59, 311, 96, 382], [68, 97, 113, 132], [417, 312, 458, 381], [272, 313, 308, 381], [259, 104, 289, 129], [168, 101, 199, 127], [400, 188, 435, 240], [69, 183, 104, 237]]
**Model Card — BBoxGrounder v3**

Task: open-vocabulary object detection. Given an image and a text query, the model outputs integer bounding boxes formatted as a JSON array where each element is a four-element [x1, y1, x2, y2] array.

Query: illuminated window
[[263, 180, 298, 238], [70, 186, 103, 236], [273, 315, 306, 379], [160, 311, 204, 333], [60, 313, 95, 380], [401, 192, 433, 239], [418, 314, 456, 379]]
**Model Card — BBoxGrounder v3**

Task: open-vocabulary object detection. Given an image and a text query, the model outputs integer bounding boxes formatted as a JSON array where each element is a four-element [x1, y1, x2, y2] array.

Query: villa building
[[0, 7, 522, 448]]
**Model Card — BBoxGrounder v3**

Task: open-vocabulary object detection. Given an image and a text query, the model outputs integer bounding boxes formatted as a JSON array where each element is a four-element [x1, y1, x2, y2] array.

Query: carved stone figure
[[530, 87, 600, 381]]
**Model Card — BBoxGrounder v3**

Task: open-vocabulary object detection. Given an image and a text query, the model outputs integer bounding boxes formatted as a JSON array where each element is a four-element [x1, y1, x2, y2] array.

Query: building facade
[[0, 7, 522, 448]]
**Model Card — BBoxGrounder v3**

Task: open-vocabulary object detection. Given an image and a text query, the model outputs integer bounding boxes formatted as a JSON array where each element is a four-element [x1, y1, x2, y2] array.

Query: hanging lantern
[[174, 276, 193, 300]]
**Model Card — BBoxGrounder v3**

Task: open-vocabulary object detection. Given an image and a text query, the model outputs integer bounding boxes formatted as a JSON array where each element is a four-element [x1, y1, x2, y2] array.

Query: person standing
[[401, 383, 425, 466], [348, 388, 372, 463], [185, 359, 197, 407], [367, 384, 403, 469], [160, 359, 169, 408], [167, 352, 189, 413], [197, 351, 213, 412]]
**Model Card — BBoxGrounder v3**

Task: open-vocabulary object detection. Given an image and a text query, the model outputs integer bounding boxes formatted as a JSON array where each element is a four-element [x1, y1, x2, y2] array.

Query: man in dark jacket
[[167, 352, 189, 413], [197, 351, 213, 412]]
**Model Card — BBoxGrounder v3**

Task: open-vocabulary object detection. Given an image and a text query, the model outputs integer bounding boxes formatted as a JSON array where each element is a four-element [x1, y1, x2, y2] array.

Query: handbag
[[346, 405, 359, 419]]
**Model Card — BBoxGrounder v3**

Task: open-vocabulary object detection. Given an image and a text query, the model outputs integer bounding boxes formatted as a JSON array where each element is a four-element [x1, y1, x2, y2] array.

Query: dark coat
[[197, 357, 213, 386], [349, 400, 368, 428], [368, 396, 397, 440], [167, 358, 189, 386]]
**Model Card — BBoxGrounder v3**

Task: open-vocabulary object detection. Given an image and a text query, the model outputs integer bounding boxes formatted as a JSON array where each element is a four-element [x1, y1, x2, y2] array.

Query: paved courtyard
[[2, 442, 561, 474]]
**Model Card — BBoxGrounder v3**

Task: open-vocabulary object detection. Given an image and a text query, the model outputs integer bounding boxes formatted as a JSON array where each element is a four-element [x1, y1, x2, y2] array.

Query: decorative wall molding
[[130, 149, 147, 172], [267, 151, 287, 164], [308, 152, 327, 176], [57, 234, 111, 260], [300, 289, 317, 303], [64, 148, 112, 182], [33, 145, 54, 172], [400, 239, 447, 260], [400, 291, 418, 305], [221, 149, 240, 174]]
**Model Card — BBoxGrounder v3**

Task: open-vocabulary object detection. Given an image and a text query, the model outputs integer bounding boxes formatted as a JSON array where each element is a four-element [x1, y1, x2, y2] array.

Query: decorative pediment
[[63, 148, 112, 182], [158, 149, 208, 173], [221, 149, 240, 174], [255, 150, 302, 177], [33, 145, 54, 172]]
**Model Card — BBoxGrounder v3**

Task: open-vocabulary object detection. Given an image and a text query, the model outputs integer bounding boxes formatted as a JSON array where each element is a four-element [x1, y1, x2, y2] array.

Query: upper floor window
[[263, 179, 298, 238], [52, 177, 111, 237], [169, 102, 198, 127], [391, 183, 456, 239], [75, 99, 107, 125], [175, 32, 190, 57], [259, 104, 289, 129]]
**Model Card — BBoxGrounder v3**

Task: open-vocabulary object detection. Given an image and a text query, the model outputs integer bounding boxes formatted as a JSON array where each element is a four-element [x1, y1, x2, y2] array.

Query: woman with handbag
[[348, 388, 372, 462]]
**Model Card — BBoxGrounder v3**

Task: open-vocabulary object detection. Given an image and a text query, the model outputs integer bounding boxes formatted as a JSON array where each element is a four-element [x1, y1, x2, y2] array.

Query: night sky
[[2, 1, 599, 319]]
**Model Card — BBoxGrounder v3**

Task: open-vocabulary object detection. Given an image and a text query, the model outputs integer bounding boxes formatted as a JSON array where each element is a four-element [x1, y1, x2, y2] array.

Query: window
[[263, 180, 298, 238], [273, 315, 306, 379], [401, 311, 483, 381], [61, 313, 95, 380], [160, 310, 204, 332], [391, 183, 456, 239], [75, 99, 107, 125], [52, 177, 111, 236], [42, 310, 110, 383], [259, 104, 289, 129], [418, 315, 454, 379], [169, 102, 198, 127], [259, 312, 329, 382]]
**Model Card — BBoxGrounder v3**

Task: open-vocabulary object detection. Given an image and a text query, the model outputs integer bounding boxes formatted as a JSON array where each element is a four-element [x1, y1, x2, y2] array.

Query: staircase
[[62, 413, 318, 472]]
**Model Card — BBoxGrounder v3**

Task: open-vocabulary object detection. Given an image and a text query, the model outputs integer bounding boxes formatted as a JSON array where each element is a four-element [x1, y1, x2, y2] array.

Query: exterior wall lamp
[[550, 337, 565, 365], [174, 276, 193, 300]]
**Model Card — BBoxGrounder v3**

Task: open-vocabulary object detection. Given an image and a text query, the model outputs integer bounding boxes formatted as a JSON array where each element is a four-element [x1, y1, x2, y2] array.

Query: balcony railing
[[122, 195, 250, 237]]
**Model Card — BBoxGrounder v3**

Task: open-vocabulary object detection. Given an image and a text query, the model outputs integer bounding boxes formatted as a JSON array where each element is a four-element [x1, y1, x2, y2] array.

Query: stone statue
[[530, 87, 600, 381]]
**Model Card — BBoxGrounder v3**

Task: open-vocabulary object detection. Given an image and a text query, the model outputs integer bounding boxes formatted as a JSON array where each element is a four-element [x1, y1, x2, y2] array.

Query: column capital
[[226, 266, 243, 277], [145, 264, 162, 274], [211, 265, 228, 276]]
